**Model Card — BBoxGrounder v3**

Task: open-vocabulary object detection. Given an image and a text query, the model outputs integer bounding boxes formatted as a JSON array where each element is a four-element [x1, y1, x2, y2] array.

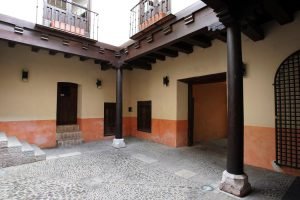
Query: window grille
[[274, 50, 300, 169]]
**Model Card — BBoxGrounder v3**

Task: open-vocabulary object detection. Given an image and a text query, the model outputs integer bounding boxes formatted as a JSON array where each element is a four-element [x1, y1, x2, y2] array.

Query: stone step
[[57, 138, 83, 147], [31, 145, 46, 161], [0, 132, 8, 148], [56, 125, 80, 133], [7, 137, 22, 153], [21, 141, 35, 156], [56, 131, 82, 140]]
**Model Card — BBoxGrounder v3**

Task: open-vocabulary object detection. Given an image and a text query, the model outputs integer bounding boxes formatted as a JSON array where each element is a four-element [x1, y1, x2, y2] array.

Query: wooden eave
[[0, 14, 120, 64]]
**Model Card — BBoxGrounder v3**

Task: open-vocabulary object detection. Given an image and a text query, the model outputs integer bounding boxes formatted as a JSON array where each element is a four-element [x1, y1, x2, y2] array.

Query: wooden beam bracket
[[184, 14, 194, 25], [14, 26, 24, 34], [134, 41, 140, 49], [40, 34, 49, 41], [146, 35, 153, 43], [162, 26, 172, 35]]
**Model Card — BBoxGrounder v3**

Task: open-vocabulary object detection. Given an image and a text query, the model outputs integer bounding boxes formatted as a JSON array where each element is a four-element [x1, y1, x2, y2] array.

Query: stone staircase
[[0, 132, 46, 168], [56, 125, 83, 147]]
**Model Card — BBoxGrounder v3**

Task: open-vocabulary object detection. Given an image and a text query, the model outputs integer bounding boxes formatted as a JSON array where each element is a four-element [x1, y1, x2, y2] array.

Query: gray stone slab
[[175, 169, 197, 179], [131, 153, 158, 164], [7, 137, 22, 148], [32, 145, 46, 161], [0, 132, 8, 148]]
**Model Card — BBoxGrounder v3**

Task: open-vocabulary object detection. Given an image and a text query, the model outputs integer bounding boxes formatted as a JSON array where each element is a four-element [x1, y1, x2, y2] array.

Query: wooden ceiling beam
[[31, 46, 40, 53], [79, 56, 89, 61], [263, 0, 293, 25], [64, 53, 73, 58], [49, 50, 57, 55], [184, 35, 212, 48], [100, 62, 113, 71], [8, 41, 16, 48], [168, 42, 194, 54], [146, 53, 166, 61], [138, 57, 156, 64], [156, 48, 178, 58], [242, 23, 264, 41]]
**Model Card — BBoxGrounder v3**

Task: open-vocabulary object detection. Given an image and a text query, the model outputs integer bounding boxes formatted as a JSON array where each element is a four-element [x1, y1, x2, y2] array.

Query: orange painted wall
[[0, 120, 56, 148], [128, 117, 188, 147], [245, 125, 300, 176], [192, 82, 228, 143], [78, 118, 104, 142]]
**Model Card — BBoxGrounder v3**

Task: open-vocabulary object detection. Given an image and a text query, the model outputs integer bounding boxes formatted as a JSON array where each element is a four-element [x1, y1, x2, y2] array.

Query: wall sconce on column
[[163, 76, 169, 87], [96, 79, 102, 89], [22, 69, 29, 82]]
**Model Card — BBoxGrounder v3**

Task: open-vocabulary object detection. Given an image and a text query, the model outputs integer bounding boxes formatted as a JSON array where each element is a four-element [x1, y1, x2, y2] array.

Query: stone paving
[[0, 137, 296, 200]]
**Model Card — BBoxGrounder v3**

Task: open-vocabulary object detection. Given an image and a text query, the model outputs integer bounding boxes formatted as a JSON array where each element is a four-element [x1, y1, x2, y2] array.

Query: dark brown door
[[56, 82, 78, 125], [104, 103, 116, 136]]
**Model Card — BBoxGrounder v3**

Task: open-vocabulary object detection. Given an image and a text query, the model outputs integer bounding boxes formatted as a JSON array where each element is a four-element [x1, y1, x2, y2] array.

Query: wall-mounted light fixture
[[96, 79, 102, 89], [22, 69, 29, 82], [163, 76, 169, 87]]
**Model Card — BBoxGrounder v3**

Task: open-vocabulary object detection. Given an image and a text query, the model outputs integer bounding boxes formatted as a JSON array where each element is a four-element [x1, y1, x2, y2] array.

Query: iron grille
[[274, 50, 300, 169]]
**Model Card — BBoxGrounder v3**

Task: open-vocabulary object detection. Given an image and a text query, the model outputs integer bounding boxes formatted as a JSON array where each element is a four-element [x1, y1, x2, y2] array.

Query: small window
[[137, 101, 152, 133]]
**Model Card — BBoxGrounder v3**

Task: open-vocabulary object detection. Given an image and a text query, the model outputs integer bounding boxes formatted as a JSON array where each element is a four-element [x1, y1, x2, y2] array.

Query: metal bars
[[274, 50, 300, 169]]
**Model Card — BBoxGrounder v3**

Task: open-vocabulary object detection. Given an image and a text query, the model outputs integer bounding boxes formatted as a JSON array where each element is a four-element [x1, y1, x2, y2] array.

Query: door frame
[[179, 72, 227, 146]]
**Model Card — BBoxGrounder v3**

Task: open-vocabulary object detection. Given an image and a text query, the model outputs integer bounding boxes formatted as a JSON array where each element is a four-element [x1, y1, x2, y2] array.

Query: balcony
[[36, 0, 99, 41], [130, 0, 174, 40]]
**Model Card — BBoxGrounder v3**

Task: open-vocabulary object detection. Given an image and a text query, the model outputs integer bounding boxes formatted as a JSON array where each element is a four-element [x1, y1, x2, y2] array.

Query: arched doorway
[[274, 50, 300, 169]]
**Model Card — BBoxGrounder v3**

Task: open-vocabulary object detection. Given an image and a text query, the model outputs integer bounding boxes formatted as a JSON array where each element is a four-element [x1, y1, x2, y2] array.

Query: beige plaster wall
[[128, 12, 300, 127], [0, 41, 131, 121]]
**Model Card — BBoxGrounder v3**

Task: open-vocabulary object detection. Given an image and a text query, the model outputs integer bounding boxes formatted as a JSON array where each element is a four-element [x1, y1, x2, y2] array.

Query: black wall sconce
[[163, 76, 169, 87], [22, 69, 29, 82], [96, 79, 102, 89]]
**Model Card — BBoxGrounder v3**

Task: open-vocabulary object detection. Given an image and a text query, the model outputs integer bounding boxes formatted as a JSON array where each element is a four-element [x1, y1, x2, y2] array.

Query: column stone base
[[112, 138, 126, 148], [219, 170, 251, 197]]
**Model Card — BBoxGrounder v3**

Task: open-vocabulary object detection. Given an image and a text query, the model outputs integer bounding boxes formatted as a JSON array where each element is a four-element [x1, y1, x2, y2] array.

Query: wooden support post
[[112, 65, 126, 148], [219, 20, 251, 197]]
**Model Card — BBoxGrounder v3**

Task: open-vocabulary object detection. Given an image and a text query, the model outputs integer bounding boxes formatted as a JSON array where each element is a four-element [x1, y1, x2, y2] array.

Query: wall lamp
[[96, 79, 102, 89], [163, 76, 169, 87], [22, 69, 29, 82]]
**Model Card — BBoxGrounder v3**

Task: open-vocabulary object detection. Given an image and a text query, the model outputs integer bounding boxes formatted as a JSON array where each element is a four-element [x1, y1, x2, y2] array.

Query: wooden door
[[104, 103, 116, 136], [56, 82, 78, 125]]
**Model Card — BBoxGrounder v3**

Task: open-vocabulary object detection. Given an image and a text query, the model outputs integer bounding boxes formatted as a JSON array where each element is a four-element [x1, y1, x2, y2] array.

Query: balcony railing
[[130, 0, 171, 38], [36, 0, 99, 41]]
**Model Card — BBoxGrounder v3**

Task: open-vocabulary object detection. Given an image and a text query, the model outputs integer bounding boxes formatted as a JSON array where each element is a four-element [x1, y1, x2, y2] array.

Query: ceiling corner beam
[[263, 0, 293, 25]]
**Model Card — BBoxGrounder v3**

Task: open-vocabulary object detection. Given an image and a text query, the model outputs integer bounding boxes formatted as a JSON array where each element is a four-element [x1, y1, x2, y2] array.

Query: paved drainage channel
[[201, 185, 214, 192]]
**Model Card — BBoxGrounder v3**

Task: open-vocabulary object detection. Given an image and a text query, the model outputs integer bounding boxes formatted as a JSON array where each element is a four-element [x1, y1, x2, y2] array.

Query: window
[[137, 101, 152, 133]]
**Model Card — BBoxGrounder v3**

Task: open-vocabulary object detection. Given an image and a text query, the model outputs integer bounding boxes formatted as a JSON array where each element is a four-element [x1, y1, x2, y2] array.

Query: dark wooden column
[[115, 67, 123, 139], [226, 21, 244, 175]]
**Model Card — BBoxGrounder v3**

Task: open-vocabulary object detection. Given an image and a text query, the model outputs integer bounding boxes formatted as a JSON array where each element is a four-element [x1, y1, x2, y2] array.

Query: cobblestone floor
[[0, 137, 295, 200]]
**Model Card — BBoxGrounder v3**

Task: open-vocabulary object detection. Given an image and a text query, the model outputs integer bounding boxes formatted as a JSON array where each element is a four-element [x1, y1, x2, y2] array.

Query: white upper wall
[[0, 0, 200, 46]]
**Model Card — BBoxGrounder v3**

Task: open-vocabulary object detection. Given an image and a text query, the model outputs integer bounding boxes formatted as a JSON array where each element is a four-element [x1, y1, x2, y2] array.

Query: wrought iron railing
[[130, 0, 171, 37], [36, 0, 99, 40]]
